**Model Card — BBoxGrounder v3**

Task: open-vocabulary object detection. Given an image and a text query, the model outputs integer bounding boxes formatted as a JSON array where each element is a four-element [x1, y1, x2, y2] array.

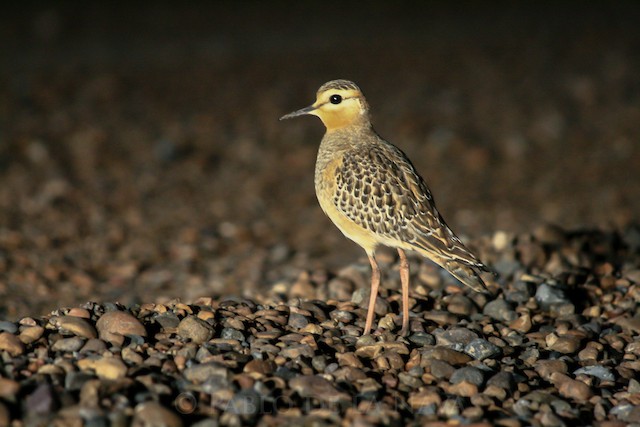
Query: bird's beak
[[279, 104, 317, 121]]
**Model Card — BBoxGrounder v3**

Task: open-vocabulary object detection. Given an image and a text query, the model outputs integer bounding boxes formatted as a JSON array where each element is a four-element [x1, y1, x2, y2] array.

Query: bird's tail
[[440, 258, 488, 292], [414, 247, 489, 292]]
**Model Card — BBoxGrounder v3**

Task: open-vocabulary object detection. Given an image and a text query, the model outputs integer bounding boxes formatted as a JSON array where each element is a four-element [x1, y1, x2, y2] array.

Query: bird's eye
[[329, 94, 342, 104]]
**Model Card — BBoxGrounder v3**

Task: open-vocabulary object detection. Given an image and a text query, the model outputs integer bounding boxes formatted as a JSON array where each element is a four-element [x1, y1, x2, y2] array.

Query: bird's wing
[[333, 142, 488, 272]]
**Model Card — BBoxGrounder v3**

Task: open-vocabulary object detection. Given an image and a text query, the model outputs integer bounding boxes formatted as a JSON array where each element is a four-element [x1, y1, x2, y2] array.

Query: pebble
[[574, 365, 614, 382], [0, 321, 17, 334], [96, 310, 147, 345], [450, 366, 484, 386], [0, 332, 25, 356], [289, 375, 351, 403], [483, 299, 517, 323], [51, 336, 85, 352], [535, 283, 569, 308], [176, 316, 213, 344], [19, 325, 45, 344], [0, 225, 636, 425], [464, 338, 502, 360], [550, 372, 594, 401], [132, 401, 183, 427], [51, 316, 98, 339]]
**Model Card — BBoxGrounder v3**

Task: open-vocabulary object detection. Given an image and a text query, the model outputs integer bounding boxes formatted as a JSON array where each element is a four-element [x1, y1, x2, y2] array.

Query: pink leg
[[364, 254, 381, 334], [398, 249, 410, 336]]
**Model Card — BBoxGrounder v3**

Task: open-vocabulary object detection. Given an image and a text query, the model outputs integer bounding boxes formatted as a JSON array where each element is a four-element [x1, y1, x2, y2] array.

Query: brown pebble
[[408, 389, 442, 408], [550, 372, 593, 401], [19, 326, 45, 344], [535, 360, 568, 381], [51, 316, 97, 339], [132, 401, 183, 427], [546, 333, 582, 354], [289, 375, 350, 403], [78, 356, 128, 380], [446, 380, 478, 397], [96, 311, 147, 346], [422, 346, 472, 366], [0, 332, 25, 356], [67, 308, 91, 319], [244, 359, 276, 378], [509, 314, 532, 333], [0, 378, 20, 401], [177, 316, 213, 344]]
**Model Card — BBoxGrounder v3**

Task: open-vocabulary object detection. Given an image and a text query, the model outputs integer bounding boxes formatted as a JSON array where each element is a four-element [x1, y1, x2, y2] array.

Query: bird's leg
[[397, 248, 410, 336], [364, 254, 381, 334]]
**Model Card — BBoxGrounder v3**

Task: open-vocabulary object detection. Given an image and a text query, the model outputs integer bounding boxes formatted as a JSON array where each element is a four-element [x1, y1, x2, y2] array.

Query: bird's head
[[280, 79, 370, 131]]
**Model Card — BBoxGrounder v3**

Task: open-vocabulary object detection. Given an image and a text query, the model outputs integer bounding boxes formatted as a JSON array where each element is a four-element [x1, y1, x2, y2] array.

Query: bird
[[280, 79, 490, 336]]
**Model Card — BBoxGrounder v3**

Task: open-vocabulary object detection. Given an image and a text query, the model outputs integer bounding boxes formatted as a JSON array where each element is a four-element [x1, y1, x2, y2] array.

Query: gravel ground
[[1, 3, 640, 425]]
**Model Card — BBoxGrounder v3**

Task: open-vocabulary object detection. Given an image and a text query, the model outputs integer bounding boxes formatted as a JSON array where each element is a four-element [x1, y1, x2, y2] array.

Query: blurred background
[[1, 2, 639, 318]]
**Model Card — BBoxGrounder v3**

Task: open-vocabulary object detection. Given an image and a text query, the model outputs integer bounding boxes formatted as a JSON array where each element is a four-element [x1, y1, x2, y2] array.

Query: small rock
[[132, 401, 183, 427], [464, 338, 502, 360], [0, 321, 17, 334], [96, 311, 147, 345], [550, 372, 593, 401], [289, 375, 350, 403], [446, 294, 476, 316], [26, 383, 56, 416], [535, 359, 568, 381], [78, 357, 128, 380], [287, 313, 309, 329], [447, 380, 478, 397], [221, 327, 244, 341], [509, 314, 532, 333], [408, 332, 435, 346], [450, 366, 484, 386], [574, 365, 615, 382], [177, 316, 213, 344], [422, 346, 472, 365], [435, 327, 479, 348], [0, 378, 19, 401], [0, 332, 25, 356], [408, 389, 442, 409], [227, 390, 261, 416], [51, 336, 85, 352], [483, 299, 517, 322], [487, 371, 515, 392], [155, 312, 181, 329], [183, 363, 230, 385], [535, 283, 568, 308], [52, 316, 97, 339], [429, 359, 455, 379], [546, 333, 582, 354], [19, 325, 44, 344]]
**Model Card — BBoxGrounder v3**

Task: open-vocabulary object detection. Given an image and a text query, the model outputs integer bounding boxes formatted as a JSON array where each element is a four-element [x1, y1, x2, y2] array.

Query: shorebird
[[280, 79, 490, 336]]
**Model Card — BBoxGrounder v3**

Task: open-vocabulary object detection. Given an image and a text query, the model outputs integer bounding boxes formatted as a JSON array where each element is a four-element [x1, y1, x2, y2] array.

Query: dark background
[[1, 2, 639, 318]]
